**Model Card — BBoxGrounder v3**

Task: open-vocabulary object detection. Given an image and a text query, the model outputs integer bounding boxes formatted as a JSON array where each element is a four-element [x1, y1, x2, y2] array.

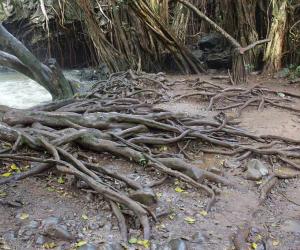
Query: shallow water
[[0, 71, 52, 109], [0, 70, 86, 109]]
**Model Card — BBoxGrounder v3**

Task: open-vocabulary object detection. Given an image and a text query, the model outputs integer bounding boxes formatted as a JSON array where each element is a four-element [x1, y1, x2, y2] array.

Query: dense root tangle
[[0, 71, 299, 241]]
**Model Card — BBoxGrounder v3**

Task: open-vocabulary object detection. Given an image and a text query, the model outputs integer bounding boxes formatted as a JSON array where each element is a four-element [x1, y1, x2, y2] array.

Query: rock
[[78, 243, 98, 250], [27, 220, 40, 229], [41, 216, 60, 227], [191, 231, 208, 244], [3, 230, 16, 243], [274, 68, 289, 79], [198, 33, 224, 49], [206, 50, 231, 69], [41, 216, 74, 241], [244, 159, 268, 181], [165, 238, 187, 250], [35, 235, 46, 245], [192, 49, 204, 61], [42, 224, 74, 241], [129, 188, 157, 206], [104, 243, 123, 250], [223, 159, 241, 169]]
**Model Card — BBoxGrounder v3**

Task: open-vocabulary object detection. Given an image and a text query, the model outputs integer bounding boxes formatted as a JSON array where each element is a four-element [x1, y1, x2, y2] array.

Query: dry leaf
[[43, 242, 56, 249], [175, 187, 184, 193], [81, 214, 89, 220], [1, 172, 12, 177], [75, 240, 87, 247], [184, 217, 196, 224], [199, 210, 208, 216], [19, 213, 29, 220]]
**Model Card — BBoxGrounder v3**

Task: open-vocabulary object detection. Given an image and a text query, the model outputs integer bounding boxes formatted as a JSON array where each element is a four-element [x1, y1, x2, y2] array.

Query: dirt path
[[0, 74, 300, 250]]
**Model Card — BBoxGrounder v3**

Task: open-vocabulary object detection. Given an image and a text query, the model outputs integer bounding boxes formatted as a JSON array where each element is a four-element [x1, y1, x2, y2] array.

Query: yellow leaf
[[128, 238, 138, 244], [43, 242, 56, 249], [19, 213, 29, 220], [184, 217, 196, 224], [57, 176, 65, 184], [1, 172, 12, 177], [199, 210, 208, 216], [251, 242, 257, 249], [169, 214, 175, 220], [272, 240, 280, 246], [175, 187, 184, 193], [255, 234, 262, 241], [156, 192, 162, 198], [75, 240, 87, 247], [137, 239, 150, 248], [0, 191, 7, 197], [159, 145, 168, 152], [10, 164, 20, 172], [81, 214, 89, 220]]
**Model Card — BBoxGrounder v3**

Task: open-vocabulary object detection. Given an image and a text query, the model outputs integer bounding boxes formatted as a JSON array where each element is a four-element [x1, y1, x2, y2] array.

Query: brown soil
[[0, 74, 300, 250]]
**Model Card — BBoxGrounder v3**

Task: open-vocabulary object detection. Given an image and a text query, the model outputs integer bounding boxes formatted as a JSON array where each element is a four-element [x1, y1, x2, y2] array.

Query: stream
[[0, 70, 87, 109]]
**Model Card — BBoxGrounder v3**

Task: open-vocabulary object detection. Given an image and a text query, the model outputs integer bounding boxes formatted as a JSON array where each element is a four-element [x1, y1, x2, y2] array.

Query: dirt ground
[[0, 73, 300, 250]]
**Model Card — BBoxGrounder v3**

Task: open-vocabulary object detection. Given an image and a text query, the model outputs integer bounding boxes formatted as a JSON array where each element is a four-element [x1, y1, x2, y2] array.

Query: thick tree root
[[0, 72, 299, 241]]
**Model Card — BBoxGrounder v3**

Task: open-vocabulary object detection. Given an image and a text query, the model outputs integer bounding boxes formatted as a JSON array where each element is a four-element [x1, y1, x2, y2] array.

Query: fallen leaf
[[10, 164, 20, 173], [169, 214, 175, 220], [159, 145, 168, 152], [199, 210, 208, 216], [184, 216, 196, 224], [128, 238, 138, 244], [19, 213, 29, 220], [0, 191, 7, 197], [75, 240, 87, 247], [43, 242, 56, 249], [156, 192, 162, 198], [47, 187, 55, 192], [81, 214, 89, 220], [251, 242, 257, 249], [137, 239, 150, 248], [175, 187, 184, 193], [57, 176, 65, 184], [1, 172, 12, 177], [272, 240, 280, 246]]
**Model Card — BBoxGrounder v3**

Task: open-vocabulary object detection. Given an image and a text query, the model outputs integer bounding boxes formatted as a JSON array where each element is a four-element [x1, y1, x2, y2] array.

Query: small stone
[[3, 230, 16, 242], [104, 243, 123, 250], [78, 243, 98, 250], [42, 224, 74, 241], [27, 220, 40, 229], [244, 159, 268, 181], [167, 238, 187, 250], [41, 216, 60, 227], [129, 188, 156, 206], [223, 159, 241, 169], [35, 235, 46, 245], [191, 231, 208, 244]]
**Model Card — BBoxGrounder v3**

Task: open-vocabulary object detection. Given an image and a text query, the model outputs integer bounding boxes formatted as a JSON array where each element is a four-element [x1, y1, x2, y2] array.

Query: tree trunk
[[263, 0, 288, 73], [0, 23, 75, 100]]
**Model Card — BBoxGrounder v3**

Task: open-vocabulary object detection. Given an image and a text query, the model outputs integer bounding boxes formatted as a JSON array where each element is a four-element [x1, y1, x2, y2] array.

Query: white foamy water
[[0, 71, 52, 109]]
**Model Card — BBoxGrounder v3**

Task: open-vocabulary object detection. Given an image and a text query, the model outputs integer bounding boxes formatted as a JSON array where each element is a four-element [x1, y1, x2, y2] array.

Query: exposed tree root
[[176, 80, 300, 116], [0, 71, 299, 241]]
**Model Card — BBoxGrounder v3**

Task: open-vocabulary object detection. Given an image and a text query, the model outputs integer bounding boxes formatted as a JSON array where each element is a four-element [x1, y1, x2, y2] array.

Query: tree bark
[[0, 23, 75, 100], [263, 0, 288, 73]]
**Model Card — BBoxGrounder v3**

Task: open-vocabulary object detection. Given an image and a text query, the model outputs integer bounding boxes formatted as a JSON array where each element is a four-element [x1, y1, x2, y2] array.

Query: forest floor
[[0, 73, 300, 250]]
